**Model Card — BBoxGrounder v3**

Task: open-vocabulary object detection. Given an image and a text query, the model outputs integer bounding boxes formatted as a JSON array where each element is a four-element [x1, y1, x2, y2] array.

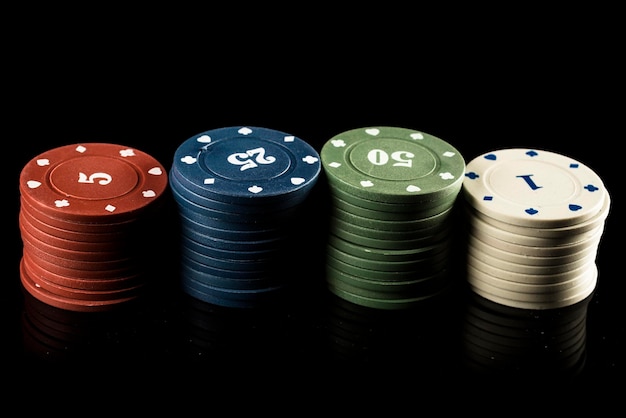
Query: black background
[[4, 6, 623, 402]]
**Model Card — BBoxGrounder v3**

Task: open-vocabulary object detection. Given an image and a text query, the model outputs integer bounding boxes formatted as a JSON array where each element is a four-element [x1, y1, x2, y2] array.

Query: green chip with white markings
[[321, 126, 466, 203]]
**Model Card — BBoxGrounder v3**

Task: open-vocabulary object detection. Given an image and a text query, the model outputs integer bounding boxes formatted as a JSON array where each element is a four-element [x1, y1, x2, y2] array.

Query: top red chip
[[20, 143, 168, 222]]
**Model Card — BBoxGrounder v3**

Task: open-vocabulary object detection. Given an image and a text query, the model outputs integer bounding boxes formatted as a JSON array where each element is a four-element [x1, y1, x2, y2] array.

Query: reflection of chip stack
[[18, 143, 169, 312], [462, 149, 611, 309], [463, 291, 591, 378], [170, 126, 321, 308], [320, 127, 466, 309]]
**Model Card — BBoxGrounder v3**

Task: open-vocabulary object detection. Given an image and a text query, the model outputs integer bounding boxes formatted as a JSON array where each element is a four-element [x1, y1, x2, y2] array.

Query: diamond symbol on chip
[[105, 204, 116, 212], [331, 139, 346, 147], [439, 172, 454, 180], [365, 128, 380, 136], [181, 155, 196, 164], [284, 136, 295, 142], [148, 167, 163, 176], [76, 146, 87, 153], [302, 155, 319, 164], [120, 149, 136, 158], [248, 185, 263, 194], [360, 180, 374, 187], [55, 199, 70, 208], [142, 190, 156, 198], [329, 162, 341, 168], [239, 127, 253, 135], [27, 180, 41, 189], [204, 178, 215, 185], [37, 159, 50, 167], [197, 135, 211, 143], [410, 133, 424, 140], [443, 151, 455, 158]]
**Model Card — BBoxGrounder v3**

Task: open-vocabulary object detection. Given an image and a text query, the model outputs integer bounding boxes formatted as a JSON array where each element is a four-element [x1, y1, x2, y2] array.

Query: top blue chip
[[173, 126, 321, 204]]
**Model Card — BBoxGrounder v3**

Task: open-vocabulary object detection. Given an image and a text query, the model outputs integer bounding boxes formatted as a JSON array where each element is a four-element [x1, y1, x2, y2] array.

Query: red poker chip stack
[[18, 143, 169, 312]]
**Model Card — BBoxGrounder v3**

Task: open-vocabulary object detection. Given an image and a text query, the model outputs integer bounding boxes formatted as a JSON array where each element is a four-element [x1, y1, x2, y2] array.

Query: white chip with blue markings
[[462, 148, 607, 228]]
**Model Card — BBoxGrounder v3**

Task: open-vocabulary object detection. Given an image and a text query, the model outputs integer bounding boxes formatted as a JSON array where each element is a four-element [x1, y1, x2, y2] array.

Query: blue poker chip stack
[[170, 126, 321, 308]]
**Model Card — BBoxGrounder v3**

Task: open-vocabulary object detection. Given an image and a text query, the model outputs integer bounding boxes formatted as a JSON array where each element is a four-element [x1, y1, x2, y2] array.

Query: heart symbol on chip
[[360, 180, 374, 187], [291, 177, 305, 185], [410, 133, 424, 140], [197, 135, 211, 143], [148, 167, 163, 176], [142, 190, 156, 198], [569, 204, 582, 212], [406, 185, 421, 192], [37, 159, 50, 167], [365, 128, 380, 136], [484, 154, 497, 161], [27, 180, 41, 189]]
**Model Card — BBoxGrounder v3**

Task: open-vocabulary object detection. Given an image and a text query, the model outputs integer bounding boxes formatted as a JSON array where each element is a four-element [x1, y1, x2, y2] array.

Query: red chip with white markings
[[20, 143, 168, 222]]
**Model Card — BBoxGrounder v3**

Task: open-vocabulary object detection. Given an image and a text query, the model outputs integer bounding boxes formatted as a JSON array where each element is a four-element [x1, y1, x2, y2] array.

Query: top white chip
[[462, 148, 607, 228]]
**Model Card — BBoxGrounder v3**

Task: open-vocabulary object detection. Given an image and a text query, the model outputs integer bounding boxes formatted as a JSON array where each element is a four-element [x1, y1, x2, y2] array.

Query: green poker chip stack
[[320, 126, 466, 309]]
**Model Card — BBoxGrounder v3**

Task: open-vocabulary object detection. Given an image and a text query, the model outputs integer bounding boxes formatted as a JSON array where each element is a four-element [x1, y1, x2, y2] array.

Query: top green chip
[[321, 127, 465, 203]]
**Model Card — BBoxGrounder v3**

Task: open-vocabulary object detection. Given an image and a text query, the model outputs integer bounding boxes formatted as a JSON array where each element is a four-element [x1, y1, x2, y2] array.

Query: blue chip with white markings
[[173, 126, 321, 204]]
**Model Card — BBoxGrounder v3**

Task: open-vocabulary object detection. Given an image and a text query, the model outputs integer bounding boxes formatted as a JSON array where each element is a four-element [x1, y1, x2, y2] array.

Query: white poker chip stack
[[461, 148, 611, 310]]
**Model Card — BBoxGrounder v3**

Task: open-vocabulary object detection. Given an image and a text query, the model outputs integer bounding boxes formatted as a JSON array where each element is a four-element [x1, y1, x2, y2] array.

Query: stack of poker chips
[[18, 143, 169, 312], [462, 148, 611, 310], [320, 126, 466, 309], [170, 126, 321, 308]]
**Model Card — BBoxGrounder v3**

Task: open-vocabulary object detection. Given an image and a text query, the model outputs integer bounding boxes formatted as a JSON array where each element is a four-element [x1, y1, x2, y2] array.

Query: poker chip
[[170, 126, 321, 307], [320, 126, 465, 309], [462, 148, 606, 228], [461, 148, 610, 310], [18, 143, 169, 311]]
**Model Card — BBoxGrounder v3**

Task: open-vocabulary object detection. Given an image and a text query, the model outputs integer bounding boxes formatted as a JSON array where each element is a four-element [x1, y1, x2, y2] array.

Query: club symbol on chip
[[303, 155, 319, 164], [119, 149, 136, 158]]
